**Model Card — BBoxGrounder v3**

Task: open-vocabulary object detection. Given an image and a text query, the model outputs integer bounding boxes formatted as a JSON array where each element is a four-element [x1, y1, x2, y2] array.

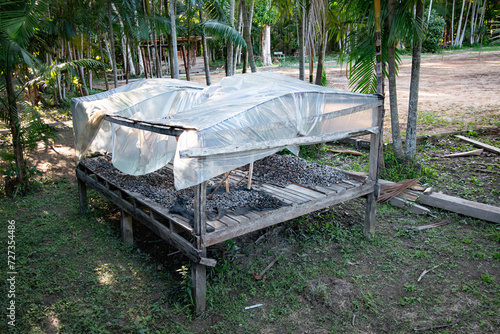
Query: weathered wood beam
[[416, 192, 500, 224], [455, 135, 500, 155], [192, 181, 207, 315], [75, 168, 217, 265], [121, 210, 134, 245], [202, 182, 376, 246], [180, 128, 378, 158], [104, 115, 194, 137]]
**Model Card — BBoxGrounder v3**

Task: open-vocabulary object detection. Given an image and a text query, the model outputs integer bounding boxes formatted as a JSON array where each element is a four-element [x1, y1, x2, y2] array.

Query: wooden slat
[[455, 135, 500, 155], [180, 128, 378, 158], [76, 168, 208, 264], [417, 192, 500, 224], [285, 184, 327, 199], [202, 182, 376, 246]]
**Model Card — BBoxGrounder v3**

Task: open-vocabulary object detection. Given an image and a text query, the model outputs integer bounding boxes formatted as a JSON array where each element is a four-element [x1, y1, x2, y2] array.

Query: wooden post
[[247, 162, 254, 190], [192, 181, 207, 314], [121, 210, 134, 245], [77, 176, 88, 213], [364, 0, 384, 238]]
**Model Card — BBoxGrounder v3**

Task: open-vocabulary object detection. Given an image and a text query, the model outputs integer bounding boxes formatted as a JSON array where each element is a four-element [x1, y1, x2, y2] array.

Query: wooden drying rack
[[77, 101, 384, 314]]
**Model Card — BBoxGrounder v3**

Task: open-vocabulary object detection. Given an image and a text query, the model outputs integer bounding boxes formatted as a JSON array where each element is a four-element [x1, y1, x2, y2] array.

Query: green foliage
[[423, 9, 445, 53], [380, 150, 436, 183]]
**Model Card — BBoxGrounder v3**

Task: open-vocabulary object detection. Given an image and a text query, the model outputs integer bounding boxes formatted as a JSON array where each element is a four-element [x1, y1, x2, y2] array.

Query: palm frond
[[203, 20, 246, 48]]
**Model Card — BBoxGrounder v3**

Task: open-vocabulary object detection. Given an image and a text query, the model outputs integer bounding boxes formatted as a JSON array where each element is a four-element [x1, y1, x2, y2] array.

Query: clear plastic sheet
[[72, 72, 380, 190]]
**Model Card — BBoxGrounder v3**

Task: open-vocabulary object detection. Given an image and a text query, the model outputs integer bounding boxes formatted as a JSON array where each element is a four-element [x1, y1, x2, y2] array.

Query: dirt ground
[[26, 49, 500, 181]]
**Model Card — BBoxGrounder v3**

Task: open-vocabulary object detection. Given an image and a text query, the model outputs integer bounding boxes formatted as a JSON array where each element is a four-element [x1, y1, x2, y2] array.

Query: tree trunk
[[74, 46, 89, 96], [387, 0, 403, 158], [458, 0, 471, 46], [5, 70, 26, 188], [199, 8, 211, 85], [309, 39, 314, 83], [298, 9, 305, 81], [107, 0, 118, 88], [454, 0, 466, 46], [227, 0, 235, 76], [181, 44, 190, 81], [242, 0, 256, 73], [314, 32, 327, 86], [93, 1, 109, 90], [169, 0, 179, 79], [451, 0, 455, 45], [261, 24, 272, 66], [233, 2, 244, 74], [405, 0, 424, 162]]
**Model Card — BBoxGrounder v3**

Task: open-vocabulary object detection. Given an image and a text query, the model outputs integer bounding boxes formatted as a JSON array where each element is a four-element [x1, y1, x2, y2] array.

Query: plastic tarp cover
[[72, 72, 379, 190]]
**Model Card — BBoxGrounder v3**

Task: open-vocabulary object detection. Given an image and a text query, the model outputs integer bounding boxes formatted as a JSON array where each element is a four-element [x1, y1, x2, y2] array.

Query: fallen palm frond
[[377, 177, 422, 203]]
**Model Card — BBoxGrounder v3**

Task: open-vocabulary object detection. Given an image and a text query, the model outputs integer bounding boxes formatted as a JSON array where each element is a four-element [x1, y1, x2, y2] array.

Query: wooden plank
[[76, 168, 211, 265], [455, 135, 500, 155], [192, 182, 207, 315], [180, 127, 378, 158], [202, 182, 376, 246], [443, 149, 483, 158], [255, 184, 308, 203], [121, 210, 134, 245], [104, 115, 194, 137], [286, 184, 327, 199], [389, 196, 431, 215], [417, 192, 500, 224], [77, 177, 88, 213]]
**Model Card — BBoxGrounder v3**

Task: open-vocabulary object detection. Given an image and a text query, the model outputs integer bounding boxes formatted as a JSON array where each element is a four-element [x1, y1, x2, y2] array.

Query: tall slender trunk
[[459, 0, 471, 46], [233, 2, 244, 74], [451, 0, 455, 45], [427, 0, 433, 23], [74, 45, 89, 96], [5, 70, 26, 187], [405, 0, 424, 161], [107, 0, 118, 88], [454, 0, 466, 46], [314, 31, 327, 86], [261, 24, 272, 66], [298, 9, 305, 81], [242, 0, 256, 73], [169, 0, 179, 79], [92, 0, 109, 90], [309, 39, 314, 83], [227, 0, 235, 76], [387, 0, 403, 158], [199, 7, 211, 85]]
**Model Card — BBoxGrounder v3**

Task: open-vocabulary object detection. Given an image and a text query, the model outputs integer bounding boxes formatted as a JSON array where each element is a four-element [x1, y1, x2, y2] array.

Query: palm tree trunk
[[262, 24, 272, 66], [242, 0, 257, 73], [451, 0, 455, 45], [309, 39, 314, 83], [107, 0, 118, 88], [387, 0, 403, 159], [459, 0, 471, 46], [298, 9, 305, 81], [314, 31, 327, 86], [5, 70, 26, 187], [233, 2, 244, 74], [405, 0, 424, 162], [169, 0, 179, 79], [454, 0, 466, 46], [199, 8, 211, 85], [227, 0, 235, 76]]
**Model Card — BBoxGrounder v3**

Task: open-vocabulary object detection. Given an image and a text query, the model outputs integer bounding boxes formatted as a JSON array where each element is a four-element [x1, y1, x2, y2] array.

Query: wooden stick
[[259, 253, 281, 278], [328, 148, 363, 156], [455, 135, 500, 155], [225, 172, 229, 193], [417, 264, 441, 282], [247, 162, 254, 190], [443, 149, 483, 158], [207, 172, 231, 199], [416, 220, 449, 230]]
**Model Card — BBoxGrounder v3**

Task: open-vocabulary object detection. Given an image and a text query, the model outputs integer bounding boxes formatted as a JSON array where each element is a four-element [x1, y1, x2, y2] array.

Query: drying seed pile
[[81, 156, 188, 208], [81, 156, 286, 221], [251, 154, 346, 187]]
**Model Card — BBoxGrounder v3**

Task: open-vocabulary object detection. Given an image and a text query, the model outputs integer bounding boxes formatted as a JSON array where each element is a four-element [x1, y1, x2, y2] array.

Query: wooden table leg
[[77, 177, 88, 213], [192, 181, 207, 314], [121, 210, 134, 245]]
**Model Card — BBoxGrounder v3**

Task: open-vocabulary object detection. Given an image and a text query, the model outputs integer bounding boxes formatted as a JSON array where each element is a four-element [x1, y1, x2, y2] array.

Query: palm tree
[[0, 0, 48, 191]]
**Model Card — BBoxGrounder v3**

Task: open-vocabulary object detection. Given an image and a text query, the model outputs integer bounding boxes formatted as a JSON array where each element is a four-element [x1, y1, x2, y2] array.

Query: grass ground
[[0, 127, 499, 333]]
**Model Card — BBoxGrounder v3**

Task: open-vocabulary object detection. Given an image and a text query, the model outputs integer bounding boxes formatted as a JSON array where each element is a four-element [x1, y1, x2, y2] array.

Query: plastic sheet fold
[[72, 72, 380, 190]]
